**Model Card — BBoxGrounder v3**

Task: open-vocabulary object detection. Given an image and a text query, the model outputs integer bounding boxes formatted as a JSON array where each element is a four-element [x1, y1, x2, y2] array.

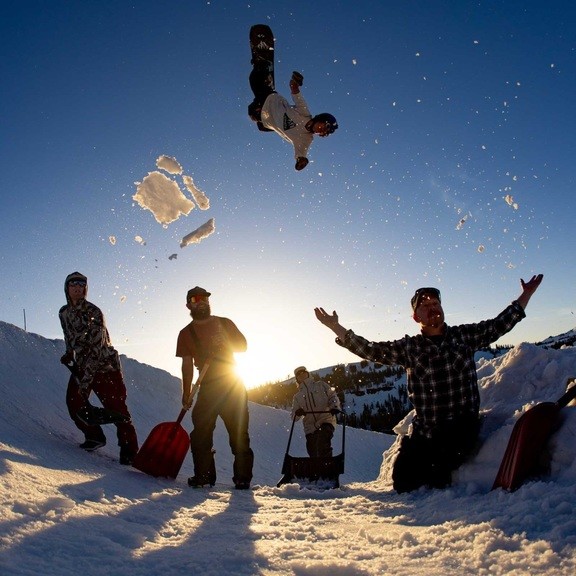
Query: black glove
[[291, 71, 304, 86], [330, 409, 340, 415], [295, 408, 305, 417], [295, 157, 309, 171]]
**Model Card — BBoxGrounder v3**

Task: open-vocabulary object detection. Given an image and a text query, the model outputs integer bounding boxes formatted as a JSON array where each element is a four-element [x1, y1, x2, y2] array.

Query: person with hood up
[[58, 272, 138, 463], [291, 366, 341, 458]]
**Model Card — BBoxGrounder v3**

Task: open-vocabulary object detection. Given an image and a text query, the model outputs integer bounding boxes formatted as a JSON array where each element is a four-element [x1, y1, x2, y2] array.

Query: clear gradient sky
[[1, 0, 574, 388]]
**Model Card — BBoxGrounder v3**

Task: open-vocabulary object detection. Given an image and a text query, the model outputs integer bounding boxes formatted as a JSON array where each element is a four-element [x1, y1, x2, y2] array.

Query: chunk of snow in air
[[156, 154, 183, 175], [181, 218, 216, 248], [133, 171, 195, 225]]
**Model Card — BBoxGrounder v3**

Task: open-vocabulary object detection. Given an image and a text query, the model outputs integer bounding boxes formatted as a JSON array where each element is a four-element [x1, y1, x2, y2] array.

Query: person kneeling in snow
[[291, 366, 341, 458], [314, 274, 544, 492]]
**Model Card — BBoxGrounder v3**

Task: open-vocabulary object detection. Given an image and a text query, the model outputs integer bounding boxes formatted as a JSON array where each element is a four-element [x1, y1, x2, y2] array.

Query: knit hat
[[294, 366, 308, 378], [411, 287, 441, 311], [186, 286, 211, 302]]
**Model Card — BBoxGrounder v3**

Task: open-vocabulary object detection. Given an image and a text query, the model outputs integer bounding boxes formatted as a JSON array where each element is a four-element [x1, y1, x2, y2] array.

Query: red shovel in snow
[[133, 361, 211, 479], [492, 378, 576, 491]]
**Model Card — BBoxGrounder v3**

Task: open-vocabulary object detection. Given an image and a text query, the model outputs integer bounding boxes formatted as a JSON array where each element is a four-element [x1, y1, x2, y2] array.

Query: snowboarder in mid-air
[[248, 24, 338, 171]]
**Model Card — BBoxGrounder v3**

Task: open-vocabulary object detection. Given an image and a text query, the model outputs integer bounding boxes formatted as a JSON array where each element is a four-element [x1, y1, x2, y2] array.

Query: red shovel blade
[[492, 402, 559, 491], [133, 420, 190, 479]]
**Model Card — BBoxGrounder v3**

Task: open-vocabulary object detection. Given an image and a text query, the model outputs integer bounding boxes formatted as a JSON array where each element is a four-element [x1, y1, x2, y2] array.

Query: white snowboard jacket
[[291, 376, 341, 435], [261, 91, 314, 160]]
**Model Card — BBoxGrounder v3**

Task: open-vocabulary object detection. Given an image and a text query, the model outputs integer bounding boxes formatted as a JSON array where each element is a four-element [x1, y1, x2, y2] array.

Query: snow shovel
[[132, 360, 211, 479], [277, 410, 346, 489], [492, 378, 576, 491], [63, 360, 130, 426]]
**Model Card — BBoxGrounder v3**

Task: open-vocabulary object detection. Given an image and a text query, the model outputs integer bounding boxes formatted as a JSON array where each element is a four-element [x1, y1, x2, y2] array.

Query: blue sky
[[1, 0, 574, 387]]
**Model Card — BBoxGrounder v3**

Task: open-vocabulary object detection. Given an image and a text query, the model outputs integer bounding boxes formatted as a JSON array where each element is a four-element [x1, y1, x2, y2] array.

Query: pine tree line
[[247, 360, 411, 434], [247, 347, 512, 434]]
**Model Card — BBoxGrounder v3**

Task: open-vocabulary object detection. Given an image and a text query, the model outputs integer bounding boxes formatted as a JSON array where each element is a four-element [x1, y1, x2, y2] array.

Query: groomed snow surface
[[1, 321, 575, 575]]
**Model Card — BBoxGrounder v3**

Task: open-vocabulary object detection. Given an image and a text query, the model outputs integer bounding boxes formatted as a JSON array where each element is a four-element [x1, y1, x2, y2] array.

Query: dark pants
[[306, 423, 335, 458], [248, 60, 275, 128], [190, 379, 254, 484], [392, 415, 481, 493], [66, 370, 139, 455]]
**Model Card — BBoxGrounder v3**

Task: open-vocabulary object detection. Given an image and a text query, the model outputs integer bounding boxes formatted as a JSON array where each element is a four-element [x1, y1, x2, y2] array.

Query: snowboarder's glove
[[60, 351, 75, 366], [295, 408, 305, 417], [295, 157, 309, 171], [291, 71, 303, 86], [330, 409, 340, 415]]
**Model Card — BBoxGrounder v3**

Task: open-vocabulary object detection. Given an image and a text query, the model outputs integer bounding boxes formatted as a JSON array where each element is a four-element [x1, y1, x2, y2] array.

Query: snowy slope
[[1, 321, 575, 575]]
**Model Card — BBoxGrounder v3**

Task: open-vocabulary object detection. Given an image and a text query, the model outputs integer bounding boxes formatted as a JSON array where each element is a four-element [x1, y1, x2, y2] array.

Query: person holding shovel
[[314, 274, 544, 493], [176, 286, 254, 489], [291, 366, 341, 458]]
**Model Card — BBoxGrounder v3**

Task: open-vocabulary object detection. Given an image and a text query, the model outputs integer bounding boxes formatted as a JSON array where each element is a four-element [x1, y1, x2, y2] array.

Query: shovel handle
[[557, 378, 576, 409], [180, 359, 213, 419], [175, 409, 188, 425]]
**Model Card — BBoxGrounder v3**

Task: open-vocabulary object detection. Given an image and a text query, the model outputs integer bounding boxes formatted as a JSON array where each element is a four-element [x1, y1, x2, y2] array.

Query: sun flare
[[234, 348, 293, 390]]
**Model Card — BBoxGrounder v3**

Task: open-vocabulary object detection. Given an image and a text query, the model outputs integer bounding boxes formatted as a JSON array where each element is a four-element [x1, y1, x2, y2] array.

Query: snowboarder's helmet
[[294, 366, 308, 378], [312, 113, 338, 134]]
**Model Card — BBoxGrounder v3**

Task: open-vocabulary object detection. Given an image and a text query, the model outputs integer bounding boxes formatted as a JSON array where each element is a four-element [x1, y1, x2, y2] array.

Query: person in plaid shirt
[[314, 274, 543, 492]]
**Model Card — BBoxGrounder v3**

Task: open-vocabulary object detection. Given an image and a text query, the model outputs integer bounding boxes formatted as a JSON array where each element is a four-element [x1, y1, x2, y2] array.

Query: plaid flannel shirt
[[337, 301, 526, 437]]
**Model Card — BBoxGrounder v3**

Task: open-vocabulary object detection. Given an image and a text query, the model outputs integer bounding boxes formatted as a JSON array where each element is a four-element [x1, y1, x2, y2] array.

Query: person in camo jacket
[[58, 271, 138, 463]]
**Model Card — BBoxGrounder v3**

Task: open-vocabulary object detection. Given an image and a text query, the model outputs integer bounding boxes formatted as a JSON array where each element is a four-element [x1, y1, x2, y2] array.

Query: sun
[[234, 347, 292, 390], [235, 355, 287, 390]]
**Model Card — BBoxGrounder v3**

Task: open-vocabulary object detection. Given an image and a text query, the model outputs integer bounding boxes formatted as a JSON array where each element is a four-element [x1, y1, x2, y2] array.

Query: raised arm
[[516, 274, 544, 310], [314, 307, 348, 340]]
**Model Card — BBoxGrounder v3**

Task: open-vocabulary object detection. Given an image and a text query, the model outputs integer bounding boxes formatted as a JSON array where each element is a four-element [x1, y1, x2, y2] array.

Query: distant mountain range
[[536, 328, 576, 349]]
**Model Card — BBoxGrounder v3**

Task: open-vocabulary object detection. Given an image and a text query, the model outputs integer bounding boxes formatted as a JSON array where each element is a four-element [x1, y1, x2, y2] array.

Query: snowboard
[[249, 24, 275, 132], [249, 24, 275, 91]]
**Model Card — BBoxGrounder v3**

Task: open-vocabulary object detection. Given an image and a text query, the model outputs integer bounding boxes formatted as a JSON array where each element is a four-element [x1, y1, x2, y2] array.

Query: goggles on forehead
[[68, 280, 87, 287], [411, 287, 441, 310], [188, 294, 209, 304]]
